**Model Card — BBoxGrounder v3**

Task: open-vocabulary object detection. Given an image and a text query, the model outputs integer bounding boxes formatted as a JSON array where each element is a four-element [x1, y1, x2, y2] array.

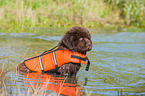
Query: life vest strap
[[85, 57, 90, 71], [71, 55, 86, 61], [71, 55, 90, 71]]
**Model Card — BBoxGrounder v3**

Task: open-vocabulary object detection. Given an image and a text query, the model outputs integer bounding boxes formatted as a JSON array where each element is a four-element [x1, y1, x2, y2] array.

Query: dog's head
[[58, 26, 92, 54]]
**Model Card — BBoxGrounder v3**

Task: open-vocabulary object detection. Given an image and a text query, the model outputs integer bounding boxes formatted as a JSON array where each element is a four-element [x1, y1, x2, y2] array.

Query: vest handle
[[42, 46, 58, 54]]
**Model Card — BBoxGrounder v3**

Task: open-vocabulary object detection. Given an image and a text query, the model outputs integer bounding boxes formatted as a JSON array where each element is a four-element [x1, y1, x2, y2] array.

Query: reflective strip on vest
[[52, 51, 58, 68], [39, 56, 44, 72]]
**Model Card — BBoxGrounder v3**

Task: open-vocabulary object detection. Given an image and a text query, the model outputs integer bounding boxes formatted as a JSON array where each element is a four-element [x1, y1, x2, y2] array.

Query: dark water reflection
[[0, 31, 145, 95]]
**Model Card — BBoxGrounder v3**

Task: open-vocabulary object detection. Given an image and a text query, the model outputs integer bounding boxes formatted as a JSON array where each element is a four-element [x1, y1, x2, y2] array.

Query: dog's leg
[[57, 63, 81, 77], [71, 63, 81, 76]]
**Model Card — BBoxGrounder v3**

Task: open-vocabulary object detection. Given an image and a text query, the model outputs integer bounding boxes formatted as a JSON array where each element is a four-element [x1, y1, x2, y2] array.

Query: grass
[[0, 0, 144, 33]]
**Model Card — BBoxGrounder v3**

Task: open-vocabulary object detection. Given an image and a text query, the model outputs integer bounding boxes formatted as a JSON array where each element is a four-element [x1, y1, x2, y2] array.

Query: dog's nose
[[86, 41, 92, 50], [88, 41, 91, 45], [85, 39, 91, 44], [86, 40, 91, 46]]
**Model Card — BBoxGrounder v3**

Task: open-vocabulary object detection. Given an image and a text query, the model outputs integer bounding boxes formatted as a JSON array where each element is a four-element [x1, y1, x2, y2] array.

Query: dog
[[17, 26, 92, 77]]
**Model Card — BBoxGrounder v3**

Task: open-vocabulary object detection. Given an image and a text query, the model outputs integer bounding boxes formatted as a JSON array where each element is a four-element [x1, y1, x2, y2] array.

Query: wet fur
[[17, 26, 92, 77]]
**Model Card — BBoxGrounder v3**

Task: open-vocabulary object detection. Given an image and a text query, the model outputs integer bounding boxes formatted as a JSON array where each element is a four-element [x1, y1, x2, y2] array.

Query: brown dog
[[17, 26, 92, 76]]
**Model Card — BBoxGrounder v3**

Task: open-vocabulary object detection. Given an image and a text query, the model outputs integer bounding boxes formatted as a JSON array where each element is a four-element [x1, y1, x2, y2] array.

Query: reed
[[0, 0, 144, 33]]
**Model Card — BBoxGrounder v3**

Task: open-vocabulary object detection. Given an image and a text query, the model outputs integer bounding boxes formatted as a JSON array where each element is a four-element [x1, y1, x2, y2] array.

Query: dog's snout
[[87, 41, 91, 45], [84, 38, 91, 44], [86, 39, 91, 45]]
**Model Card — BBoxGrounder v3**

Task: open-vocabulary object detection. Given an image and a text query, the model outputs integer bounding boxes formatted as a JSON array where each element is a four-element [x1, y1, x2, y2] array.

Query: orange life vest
[[23, 47, 90, 73]]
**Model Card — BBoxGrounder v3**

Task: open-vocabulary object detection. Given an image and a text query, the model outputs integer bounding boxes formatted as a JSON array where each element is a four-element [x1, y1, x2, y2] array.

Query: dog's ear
[[63, 35, 74, 50]]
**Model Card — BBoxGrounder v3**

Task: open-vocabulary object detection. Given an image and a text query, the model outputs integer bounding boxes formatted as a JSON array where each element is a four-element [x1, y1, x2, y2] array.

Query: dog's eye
[[79, 38, 83, 41]]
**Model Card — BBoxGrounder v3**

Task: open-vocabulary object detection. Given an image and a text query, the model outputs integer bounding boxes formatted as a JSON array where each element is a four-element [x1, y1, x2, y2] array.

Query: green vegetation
[[0, 0, 144, 33], [105, 0, 145, 28]]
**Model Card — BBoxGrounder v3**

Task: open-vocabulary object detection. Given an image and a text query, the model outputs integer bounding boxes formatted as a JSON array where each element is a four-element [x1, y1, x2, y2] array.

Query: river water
[[0, 30, 145, 95]]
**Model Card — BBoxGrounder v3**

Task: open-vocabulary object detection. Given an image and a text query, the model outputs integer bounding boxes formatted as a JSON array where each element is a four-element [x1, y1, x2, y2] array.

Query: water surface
[[0, 30, 145, 95]]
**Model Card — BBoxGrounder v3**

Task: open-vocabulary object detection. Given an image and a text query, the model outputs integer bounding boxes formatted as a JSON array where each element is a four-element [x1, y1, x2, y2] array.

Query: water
[[0, 30, 145, 96]]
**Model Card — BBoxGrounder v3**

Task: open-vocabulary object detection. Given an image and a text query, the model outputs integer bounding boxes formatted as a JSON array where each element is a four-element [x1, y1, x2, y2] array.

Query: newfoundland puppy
[[17, 26, 92, 77]]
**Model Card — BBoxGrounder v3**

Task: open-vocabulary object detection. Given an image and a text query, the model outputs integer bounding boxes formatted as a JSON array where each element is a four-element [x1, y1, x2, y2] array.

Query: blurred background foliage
[[0, 0, 144, 33], [105, 0, 144, 27]]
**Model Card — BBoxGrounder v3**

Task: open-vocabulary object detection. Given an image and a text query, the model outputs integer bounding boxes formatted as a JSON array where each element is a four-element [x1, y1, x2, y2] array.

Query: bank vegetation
[[0, 0, 144, 33]]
